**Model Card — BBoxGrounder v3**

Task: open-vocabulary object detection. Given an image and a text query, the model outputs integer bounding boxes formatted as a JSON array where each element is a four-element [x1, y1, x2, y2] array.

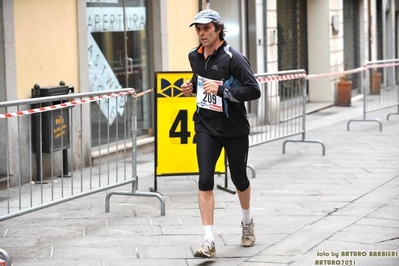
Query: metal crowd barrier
[[248, 69, 325, 155], [0, 88, 165, 222], [220, 70, 325, 192], [348, 59, 399, 131], [221, 69, 325, 188], [0, 249, 11, 266]]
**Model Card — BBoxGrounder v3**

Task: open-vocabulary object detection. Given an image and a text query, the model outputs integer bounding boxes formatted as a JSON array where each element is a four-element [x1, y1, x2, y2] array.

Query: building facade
[[0, 0, 397, 183]]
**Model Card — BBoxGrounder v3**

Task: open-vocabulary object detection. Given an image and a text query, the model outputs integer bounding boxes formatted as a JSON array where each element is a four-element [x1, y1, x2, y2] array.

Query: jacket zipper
[[204, 56, 211, 70]]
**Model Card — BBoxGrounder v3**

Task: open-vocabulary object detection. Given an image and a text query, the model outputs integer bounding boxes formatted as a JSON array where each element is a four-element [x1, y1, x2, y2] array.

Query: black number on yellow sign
[[169, 110, 191, 144]]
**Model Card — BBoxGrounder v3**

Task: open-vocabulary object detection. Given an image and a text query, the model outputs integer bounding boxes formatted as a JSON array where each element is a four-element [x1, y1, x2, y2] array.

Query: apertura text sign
[[155, 72, 225, 176], [87, 7, 146, 33]]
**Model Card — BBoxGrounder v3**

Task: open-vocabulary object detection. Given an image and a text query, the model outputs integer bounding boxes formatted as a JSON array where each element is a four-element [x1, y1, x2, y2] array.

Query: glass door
[[86, 0, 151, 147]]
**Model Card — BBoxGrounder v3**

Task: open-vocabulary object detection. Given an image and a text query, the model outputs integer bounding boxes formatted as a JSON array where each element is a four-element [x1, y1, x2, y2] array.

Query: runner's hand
[[203, 79, 218, 95], [181, 80, 193, 96]]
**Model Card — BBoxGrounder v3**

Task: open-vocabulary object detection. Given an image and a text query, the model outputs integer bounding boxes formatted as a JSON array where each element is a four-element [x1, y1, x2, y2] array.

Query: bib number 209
[[202, 93, 217, 104]]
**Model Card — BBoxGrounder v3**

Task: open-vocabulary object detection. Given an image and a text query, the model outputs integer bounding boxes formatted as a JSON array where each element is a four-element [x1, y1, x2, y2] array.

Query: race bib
[[196, 75, 223, 112]]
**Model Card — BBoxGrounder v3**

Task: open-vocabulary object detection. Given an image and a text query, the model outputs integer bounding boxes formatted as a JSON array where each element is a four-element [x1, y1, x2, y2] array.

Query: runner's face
[[195, 23, 221, 49]]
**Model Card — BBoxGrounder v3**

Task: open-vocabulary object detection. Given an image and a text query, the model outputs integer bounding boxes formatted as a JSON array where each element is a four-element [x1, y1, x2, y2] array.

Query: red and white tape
[[2, 61, 398, 119], [365, 62, 399, 69], [257, 61, 399, 83], [0, 88, 153, 119], [306, 66, 366, 80], [257, 73, 307, 84]]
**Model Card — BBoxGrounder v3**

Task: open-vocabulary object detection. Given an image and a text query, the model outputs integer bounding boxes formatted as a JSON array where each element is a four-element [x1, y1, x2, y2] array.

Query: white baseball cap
[[189, 9, 221, 27]]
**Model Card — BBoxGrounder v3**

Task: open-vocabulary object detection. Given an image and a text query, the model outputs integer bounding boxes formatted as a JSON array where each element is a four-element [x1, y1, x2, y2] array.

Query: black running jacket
[[188, 41, 261, 137]]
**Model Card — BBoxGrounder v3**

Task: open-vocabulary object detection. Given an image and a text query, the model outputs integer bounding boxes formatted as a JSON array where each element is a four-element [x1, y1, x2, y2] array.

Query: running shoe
[[241, 218, 256, 247], [194, 239, 216, 258]]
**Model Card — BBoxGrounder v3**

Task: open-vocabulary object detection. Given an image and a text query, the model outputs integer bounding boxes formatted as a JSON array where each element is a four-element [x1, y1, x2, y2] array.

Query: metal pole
[[123, 0, 129, 88], [301, 75, 307, 140], [132, 94, 138, 192], [363, 65, 367, 120]]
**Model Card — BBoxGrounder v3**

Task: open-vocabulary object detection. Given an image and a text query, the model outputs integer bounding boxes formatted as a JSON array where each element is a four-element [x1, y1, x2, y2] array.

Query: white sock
[[242, 208, 252, 225], [204, 225, 214, 241]]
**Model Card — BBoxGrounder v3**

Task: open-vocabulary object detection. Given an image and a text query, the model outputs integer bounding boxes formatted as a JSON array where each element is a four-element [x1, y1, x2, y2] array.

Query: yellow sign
[[155, 72, 225, 176]]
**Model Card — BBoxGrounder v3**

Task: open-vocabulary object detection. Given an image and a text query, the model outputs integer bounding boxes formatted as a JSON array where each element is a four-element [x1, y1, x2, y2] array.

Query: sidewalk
[[1, 99, 398, 266]]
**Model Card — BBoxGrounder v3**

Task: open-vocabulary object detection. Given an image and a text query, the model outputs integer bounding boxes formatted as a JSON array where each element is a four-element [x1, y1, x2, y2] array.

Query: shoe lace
[[200, 239, 214, 249], [242, 224, 254, 238]]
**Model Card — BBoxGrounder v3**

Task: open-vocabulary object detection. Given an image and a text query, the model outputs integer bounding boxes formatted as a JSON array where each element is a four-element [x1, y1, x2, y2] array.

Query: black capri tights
[[196, 132, 250, 192]]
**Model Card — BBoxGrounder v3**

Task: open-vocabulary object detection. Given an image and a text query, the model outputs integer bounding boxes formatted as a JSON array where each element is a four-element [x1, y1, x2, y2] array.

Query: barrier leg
[[347, 119, 382, 131], [105, 178, 166, 216], [282, 139, 326, 156], [247, 164, 256, 179], [0, 249, 11, 266], [106, 94, 166, 216]]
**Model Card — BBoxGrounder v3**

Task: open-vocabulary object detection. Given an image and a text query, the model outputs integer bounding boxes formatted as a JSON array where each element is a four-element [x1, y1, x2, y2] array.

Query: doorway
[[343, 0, 361, 91], [86, 0, 151, 147], [277, 0, 308, 72]]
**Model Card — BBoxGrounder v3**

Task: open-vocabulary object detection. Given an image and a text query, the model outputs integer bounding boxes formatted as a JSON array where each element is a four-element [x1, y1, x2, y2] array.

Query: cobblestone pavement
[[1, 99, 398, 266]]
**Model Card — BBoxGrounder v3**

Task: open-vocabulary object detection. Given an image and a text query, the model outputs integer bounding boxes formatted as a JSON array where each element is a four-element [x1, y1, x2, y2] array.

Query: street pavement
[[1, 98, 398, 266]]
